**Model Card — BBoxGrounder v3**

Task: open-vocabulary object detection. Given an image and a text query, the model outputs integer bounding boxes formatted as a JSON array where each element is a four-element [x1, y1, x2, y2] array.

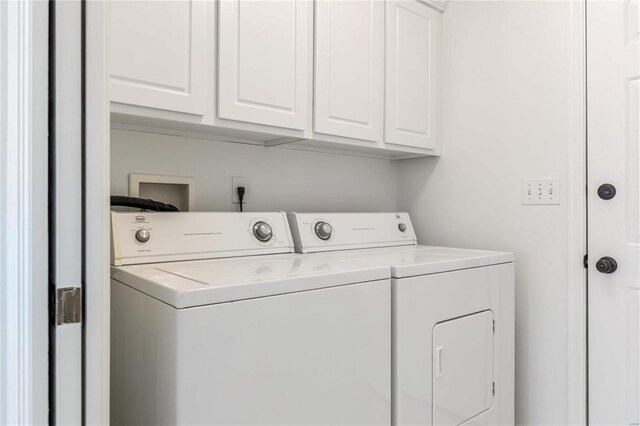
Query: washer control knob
[[135, 228, 150, 243], [253, 221, 273, 242], [398, 223, 407, 232], [315, 222, 333, 240]]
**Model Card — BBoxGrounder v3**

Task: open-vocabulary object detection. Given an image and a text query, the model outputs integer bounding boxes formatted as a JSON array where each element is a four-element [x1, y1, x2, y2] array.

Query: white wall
[[111, 128, 399, 213], [398, 2, 574, 424]]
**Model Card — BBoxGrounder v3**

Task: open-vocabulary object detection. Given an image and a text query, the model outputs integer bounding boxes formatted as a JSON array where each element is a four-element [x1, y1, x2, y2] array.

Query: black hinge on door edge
[[492, 320, 495, 333], [492, 382, 495, 396], [583, 254, 588, 269], [55, 287, 83, 325]]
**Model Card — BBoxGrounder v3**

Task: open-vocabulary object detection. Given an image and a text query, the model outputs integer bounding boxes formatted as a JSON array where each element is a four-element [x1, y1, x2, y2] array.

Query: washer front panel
[[111, 278, 391, 425]]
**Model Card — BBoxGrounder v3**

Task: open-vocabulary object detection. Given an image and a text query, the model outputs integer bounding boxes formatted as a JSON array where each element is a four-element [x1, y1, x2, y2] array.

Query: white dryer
[[110, 211, 391, 425], [288, 212, 515, 426]]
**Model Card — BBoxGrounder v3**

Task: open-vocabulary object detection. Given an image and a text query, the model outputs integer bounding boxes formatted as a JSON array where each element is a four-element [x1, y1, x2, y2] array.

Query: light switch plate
[[522, 178, 560, 205]]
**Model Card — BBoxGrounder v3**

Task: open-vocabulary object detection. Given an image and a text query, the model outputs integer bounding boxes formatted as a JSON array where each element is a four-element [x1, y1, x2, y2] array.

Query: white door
[[109, 0, 208, 116], [384, 0, 441, 150], [588, 1, 640, 423], [217, 0, 310, 130], [314, 0, 384, 141], [52, 0, 83, 423]]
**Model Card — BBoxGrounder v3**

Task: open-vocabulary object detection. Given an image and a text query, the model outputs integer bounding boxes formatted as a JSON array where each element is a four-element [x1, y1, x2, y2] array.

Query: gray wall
[[111, 128, 399, 213]]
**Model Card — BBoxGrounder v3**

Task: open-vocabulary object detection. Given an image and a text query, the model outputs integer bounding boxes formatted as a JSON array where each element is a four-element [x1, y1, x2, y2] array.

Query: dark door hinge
[[583, 254, 588, 269], [492, 382, 495, 396], [55, 287, 82, 326]]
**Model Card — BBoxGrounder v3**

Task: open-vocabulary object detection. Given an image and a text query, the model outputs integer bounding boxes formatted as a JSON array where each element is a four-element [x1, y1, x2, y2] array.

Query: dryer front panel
[[392, 262, 514, 426]]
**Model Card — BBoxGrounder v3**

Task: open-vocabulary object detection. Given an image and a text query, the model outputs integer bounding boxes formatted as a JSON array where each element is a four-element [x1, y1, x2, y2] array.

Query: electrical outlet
[[232, 176, 248, 204], [522, 178, 560, 205]]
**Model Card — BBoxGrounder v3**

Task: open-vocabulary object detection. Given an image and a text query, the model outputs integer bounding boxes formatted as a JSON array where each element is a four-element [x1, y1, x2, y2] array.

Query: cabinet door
[[314, 0, 384, 141], [385, 0, 441, 150], [109, 1, 208, 116], [218, 0, 310, 130]]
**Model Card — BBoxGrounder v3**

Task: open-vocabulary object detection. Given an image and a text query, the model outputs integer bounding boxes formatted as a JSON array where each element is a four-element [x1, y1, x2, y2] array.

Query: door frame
[[0, 1, 50, 424], [568, 0, 588, 424], [0, 1, 110, 424], [84, 0, 110, 423]]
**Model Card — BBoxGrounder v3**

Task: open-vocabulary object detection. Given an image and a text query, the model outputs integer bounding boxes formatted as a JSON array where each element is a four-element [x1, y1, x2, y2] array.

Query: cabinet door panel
[[385, 0, 441, 150], [109, 0, 208, 115], [314, 0, 384, 141], [218, 0, 310, 130]]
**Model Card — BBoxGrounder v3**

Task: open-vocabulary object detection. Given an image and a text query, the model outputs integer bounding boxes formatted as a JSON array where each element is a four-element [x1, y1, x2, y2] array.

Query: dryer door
[[432, 310, 494, 425]]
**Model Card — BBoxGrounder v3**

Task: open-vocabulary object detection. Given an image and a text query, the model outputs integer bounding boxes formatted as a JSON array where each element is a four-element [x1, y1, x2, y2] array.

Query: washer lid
[[311, 245, 513, 277], [111, 254, 389, 308]]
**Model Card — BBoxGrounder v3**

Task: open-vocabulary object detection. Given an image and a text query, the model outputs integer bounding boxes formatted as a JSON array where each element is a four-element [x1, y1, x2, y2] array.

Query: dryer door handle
[[435, 346, 444, 378]]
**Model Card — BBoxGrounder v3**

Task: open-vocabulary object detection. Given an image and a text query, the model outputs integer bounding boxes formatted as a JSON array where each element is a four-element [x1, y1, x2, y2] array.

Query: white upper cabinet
[[217, 0, 311, 130], [109, 1, 208, 116], [384, 0, 441, 150], [108, 0, 445, 158], [314, 0, 384, 142]]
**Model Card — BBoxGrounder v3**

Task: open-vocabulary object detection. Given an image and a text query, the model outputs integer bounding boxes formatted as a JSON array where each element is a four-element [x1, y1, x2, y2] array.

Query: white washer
[[110, 211, 391, 425], [288, 212, 515, 426]]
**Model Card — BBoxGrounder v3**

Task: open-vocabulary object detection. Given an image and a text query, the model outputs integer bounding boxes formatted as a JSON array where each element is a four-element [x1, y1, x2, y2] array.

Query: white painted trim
[[0, 1, 49, 424], [51, 2, 83, 421], [272, 143, 394, 161], [567, 1, 587, 424], [110, 120, 267, 146], [85, 1, 111, 424]]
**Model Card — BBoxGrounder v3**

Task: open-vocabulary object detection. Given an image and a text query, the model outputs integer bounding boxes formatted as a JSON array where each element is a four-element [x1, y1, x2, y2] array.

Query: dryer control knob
[[398, 223, 407, 232], [253, 221, 273, 242], [135, 228, 150, 243], [315, 222, 333, 240]]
